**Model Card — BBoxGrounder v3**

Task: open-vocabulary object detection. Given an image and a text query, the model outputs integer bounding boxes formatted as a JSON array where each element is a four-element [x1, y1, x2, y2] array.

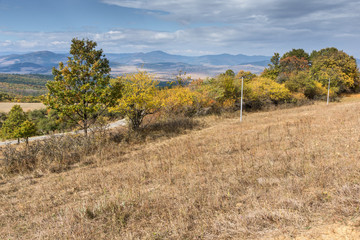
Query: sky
[[0, 0, 360, 57]]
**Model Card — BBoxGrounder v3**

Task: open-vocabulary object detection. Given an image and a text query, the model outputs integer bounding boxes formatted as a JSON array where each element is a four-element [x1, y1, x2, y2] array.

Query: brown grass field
[[0, 102, 45, 113], [1, 98, 360, 239]]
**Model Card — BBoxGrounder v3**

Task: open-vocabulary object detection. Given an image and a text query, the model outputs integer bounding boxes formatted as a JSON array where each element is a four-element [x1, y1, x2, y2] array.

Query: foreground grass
[[1, 100, 360, 239]]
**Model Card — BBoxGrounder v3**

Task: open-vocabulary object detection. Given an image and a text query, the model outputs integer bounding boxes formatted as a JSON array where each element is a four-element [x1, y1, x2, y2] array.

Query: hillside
[[1, 98, 360, 239], [0, 73, 51, 96]]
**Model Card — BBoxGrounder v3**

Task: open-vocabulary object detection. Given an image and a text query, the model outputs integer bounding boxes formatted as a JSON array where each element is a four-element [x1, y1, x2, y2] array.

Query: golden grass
[[0, 102, 45, 113], [1, 100, 360, 239]]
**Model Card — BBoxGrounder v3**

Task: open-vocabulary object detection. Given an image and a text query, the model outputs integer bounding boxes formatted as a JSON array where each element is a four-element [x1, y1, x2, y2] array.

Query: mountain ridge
[[0, 50, 271, 76]]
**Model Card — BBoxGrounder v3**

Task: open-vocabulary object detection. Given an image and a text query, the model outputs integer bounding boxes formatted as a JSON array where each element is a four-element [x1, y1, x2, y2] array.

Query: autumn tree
[[207, 71, 241, 105], [236, 70, 257, 82], [246, 77, 291, 108], [43, 38, 122, 136], [277, 56, 310, 84], [309, 47, 360, 93], [110, 71, 161, 131], [279, 56, 309, 74]]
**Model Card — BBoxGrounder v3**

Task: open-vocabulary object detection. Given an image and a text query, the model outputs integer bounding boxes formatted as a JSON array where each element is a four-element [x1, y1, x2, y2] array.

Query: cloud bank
[[1, 0, 360, 57]]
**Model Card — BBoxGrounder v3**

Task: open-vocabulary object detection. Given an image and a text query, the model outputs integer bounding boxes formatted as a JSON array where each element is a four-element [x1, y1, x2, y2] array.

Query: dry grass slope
[[1, 100, 360, 239]]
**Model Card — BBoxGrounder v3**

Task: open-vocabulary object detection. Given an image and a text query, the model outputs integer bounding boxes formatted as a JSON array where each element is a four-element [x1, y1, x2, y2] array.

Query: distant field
[[0, 102, 45, 113]]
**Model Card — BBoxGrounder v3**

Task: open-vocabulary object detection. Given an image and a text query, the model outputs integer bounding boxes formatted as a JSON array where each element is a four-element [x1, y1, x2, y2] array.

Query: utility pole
[[327, 77, 331, 105], [240, 77, 244, 122]]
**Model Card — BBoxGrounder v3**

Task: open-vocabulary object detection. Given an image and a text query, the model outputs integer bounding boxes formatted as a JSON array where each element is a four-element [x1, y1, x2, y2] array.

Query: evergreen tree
[[43, 38, 122, 136], [1, 105, 27, 143], [16, 120, 37, 145]]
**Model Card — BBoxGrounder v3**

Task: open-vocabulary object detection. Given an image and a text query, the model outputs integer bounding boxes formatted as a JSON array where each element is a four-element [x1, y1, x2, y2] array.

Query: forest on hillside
[[0, 74, 51, 100]]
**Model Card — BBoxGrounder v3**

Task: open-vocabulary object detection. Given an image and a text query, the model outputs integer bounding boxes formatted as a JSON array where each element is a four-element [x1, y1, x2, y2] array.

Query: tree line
[[1, 39, 359, 142], [262, 48, 359, 98]]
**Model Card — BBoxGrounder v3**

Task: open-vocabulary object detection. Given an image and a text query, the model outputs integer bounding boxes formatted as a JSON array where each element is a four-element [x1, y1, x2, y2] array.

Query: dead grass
[[1, 100, 360, 239], [0, 102, 45, 113]]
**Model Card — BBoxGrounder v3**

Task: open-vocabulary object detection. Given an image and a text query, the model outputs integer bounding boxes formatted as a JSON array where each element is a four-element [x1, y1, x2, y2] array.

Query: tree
[[110, 71, 161, 131], [43, 38, 122, 136], [262, 53, 280, 80], [224, 69, 235, 77], [1, 105, 27, 143], [309, 47, 360, 93], [16, 120, 37, 145], [160, 86, 197, 117], [246, 77, 291, 108], [174, 71, 192, 87], [0, 92, 11, 101], [279, 56, 309, 74], [0, 112, 6, 129], [236, 70, 257, 82], [281, 48, 309, 61], [270, 53, 280, 66], [277, 56, 310, 84], [207, 72, 241, 104]]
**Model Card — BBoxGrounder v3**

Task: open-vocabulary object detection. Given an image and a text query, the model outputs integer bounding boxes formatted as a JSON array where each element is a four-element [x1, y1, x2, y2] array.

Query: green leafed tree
[[309, 47, 360, 93], [42, 38, 122, 136], [1, 105, 27, 143], [281, 48, 310, 61], [262, 53, 280, 80], [16, 120, 37, 145]]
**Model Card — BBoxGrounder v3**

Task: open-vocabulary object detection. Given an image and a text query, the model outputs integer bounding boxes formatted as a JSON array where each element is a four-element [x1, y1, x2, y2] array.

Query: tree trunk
[[84, 121, 88, 137]]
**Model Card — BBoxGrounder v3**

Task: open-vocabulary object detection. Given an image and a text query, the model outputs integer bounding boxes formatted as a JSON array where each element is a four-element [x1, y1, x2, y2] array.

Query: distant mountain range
[[0, 50, 271, 78]]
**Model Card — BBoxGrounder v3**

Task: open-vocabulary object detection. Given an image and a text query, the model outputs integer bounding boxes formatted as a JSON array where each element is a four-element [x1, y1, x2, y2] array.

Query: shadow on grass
[[110, 117, 203, 143]]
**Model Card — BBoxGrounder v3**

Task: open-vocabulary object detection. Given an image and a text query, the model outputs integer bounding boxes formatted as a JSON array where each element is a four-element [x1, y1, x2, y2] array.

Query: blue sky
[[0, 0, 360, 57]]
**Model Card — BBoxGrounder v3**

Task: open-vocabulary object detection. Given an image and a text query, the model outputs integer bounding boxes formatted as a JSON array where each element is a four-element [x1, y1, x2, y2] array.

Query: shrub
[[159, 86, 195, 117], [246, 77, 292, 109], [1, 134, 101, 174]]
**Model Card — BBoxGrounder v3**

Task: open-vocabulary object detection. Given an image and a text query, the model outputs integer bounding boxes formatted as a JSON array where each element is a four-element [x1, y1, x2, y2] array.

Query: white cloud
[[0, 40, 12, 47], [100, 0, 358, 24], [0, 25, 327, 56], [2, 0, 360, 59]]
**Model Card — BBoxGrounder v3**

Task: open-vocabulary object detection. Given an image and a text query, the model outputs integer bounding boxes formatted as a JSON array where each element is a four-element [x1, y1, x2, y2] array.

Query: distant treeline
[[0, 73, 52, 86]]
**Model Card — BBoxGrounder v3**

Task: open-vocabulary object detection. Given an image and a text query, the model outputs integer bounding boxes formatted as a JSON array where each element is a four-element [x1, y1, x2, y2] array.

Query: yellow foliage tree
[[246, 77, 291, 108], [310, 48, 360, 93], [110, 71, 161, 130], [160, 87, 195, 116]]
